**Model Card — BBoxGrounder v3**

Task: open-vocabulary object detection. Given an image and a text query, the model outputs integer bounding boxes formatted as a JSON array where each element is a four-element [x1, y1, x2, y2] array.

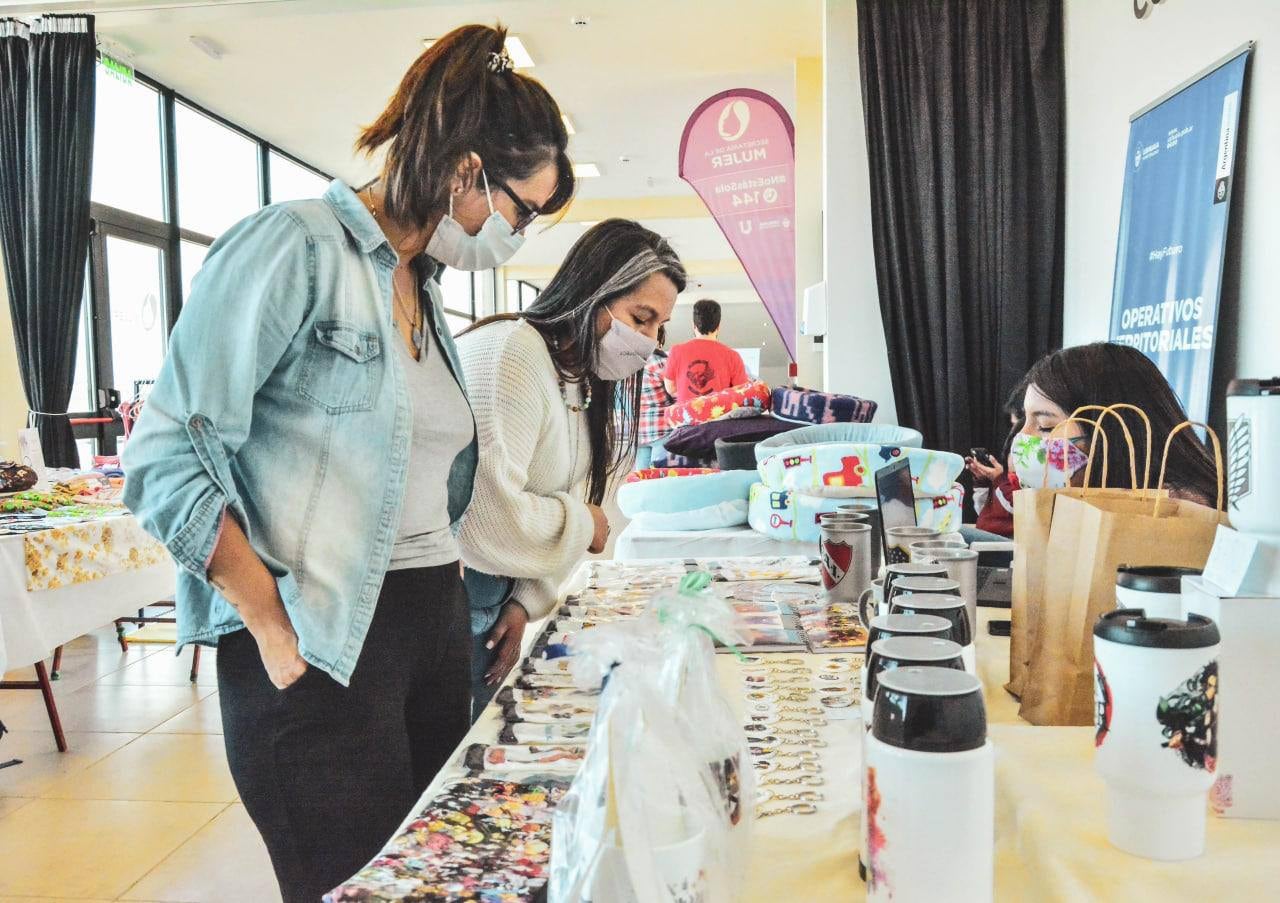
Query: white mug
[[1115, 565, 1202, 621]]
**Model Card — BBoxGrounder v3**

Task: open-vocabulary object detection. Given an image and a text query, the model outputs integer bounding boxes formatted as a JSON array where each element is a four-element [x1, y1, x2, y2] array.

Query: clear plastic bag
[[549, 574, 753, 903]]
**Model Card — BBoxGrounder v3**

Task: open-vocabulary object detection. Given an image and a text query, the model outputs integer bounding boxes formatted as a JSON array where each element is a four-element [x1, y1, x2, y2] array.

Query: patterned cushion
[[748, 482, 966, 543], [664, 380, 771, 430], [625, 467, 718, 483], [663, 415, 800, 459], [771, 386, 877, 425], [757, 444, 964, 498]]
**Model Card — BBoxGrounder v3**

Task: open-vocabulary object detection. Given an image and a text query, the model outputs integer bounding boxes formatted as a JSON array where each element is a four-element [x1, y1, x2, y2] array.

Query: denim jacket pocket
[[297, 320, 383, 414]]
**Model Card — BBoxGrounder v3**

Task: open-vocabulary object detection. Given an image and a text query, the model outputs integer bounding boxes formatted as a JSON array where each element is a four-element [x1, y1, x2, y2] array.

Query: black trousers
[[217, 564, 471, 903]]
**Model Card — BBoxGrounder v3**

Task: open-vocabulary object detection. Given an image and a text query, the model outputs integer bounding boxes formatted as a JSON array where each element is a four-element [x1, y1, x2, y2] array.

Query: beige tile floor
[[1, 627, 282, 902]]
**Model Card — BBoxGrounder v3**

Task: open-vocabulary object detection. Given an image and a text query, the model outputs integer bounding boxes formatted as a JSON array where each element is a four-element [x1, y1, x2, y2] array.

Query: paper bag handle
[[1155, 421, 1224, 513], [1042, 417, 1108, 489], [1071, 403, 1154, 492]]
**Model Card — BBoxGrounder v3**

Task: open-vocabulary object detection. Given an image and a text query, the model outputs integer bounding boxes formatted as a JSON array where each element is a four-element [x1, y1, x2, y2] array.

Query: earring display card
[[326, 778, 569, 902]]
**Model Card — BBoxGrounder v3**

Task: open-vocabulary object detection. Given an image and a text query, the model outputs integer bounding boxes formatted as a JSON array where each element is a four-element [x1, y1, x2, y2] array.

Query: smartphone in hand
[[969, 447, 995, 467]]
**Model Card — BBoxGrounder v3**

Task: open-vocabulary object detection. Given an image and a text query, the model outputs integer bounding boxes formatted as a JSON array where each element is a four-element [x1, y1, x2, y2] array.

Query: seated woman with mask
[[457, 219, 685, 713], [1005, 342, 1218, 505]]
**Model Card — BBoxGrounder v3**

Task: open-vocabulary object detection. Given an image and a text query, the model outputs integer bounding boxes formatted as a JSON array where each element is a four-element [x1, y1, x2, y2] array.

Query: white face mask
[[593, 309, 657, 381], [425, 171, 525, 271]]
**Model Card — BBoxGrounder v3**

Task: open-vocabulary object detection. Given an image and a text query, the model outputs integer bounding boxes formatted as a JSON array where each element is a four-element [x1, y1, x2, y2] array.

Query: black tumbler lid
[[1226, 377, 1280, 397], [872, 666, 987, 752], [892, 576, 961, 595], [888, 594, 971, 646], [1093, 609, 1221, 649], [866, 636, 965, 703], [869, 613, 953, 636], [1116, 565, 1203, 594]]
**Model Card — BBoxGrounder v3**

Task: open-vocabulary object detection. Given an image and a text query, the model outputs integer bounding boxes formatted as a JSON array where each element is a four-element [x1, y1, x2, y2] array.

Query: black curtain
[[857, 0, 1064, 456], [0, 15, 95, 467]]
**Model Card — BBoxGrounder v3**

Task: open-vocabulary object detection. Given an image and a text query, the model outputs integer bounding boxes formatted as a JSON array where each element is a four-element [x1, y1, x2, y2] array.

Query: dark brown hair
[[1024, 342, 1219, 503], [692, 298, 722, 334], [356, 24, 574, 225]]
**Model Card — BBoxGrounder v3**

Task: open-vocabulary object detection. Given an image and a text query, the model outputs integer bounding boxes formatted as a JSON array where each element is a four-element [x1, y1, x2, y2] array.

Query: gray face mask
[[593, 309, 656, 381], [425, 170, 525, 271]]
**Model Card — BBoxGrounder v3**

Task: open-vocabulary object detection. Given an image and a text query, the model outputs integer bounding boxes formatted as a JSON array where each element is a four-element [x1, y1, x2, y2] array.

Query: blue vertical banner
[[1109, 46, 1252, 424]]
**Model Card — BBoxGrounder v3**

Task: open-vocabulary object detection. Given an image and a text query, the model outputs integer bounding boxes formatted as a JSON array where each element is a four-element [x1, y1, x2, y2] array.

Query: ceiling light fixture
[[561, 113, 576, 135], [189, 34, 223, 60], [421, 35, 534, 68], [573, 162, 601, 178]]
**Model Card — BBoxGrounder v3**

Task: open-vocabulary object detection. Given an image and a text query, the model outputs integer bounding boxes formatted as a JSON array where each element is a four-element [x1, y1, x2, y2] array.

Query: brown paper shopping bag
[[1007, 414, 1125, 699], [1019, 421, 1226, 725]]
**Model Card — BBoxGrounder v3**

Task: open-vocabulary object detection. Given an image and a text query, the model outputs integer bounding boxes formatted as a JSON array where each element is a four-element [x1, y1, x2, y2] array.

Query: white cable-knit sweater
[[456, 319, 594, 619]]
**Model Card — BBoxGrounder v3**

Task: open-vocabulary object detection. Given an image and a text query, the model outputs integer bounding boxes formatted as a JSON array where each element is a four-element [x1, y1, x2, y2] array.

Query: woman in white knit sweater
[[457, 219, 685, 712]]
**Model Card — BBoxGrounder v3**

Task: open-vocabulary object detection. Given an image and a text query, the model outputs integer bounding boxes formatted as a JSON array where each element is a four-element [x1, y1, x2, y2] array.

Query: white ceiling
[[1, 0, 821, 370]]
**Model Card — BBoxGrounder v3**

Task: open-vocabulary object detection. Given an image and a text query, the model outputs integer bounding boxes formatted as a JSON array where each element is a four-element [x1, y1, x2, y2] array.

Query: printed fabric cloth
[[325, 777, 569, 902], [23, 516, 170, 592], [664, 380, 772, 430], [664, 414, 802, 460], [625, 467, 719, 483], [771, 386, 878, 425]]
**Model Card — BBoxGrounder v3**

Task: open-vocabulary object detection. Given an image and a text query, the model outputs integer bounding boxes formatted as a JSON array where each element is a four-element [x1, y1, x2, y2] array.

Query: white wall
[[822, 0, 897, 422], [0, 256, 28, 455], [1064, 0, 1280, 386]]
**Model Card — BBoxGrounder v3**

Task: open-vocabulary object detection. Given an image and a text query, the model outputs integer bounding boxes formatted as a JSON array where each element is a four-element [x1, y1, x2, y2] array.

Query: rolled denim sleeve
[[122, 207, 313, 579]]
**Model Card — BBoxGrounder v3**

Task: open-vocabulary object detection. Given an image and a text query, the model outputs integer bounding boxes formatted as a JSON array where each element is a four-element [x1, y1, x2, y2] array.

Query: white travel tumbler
[[1093, 609, 1221, 860], [864, 666, 993, 902], [860, 637, 965, 884]]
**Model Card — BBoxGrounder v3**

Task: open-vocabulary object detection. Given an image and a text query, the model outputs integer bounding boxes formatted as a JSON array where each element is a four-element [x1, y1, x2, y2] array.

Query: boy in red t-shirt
[[663, 299, 749, 404]]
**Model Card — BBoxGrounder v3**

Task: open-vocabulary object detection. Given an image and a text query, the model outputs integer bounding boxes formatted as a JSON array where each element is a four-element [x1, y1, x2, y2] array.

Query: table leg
[[50, 645, 64, 680], [115, 619, 129, 652], [34, 662, 67, 753], [189, 645, 202, 683]]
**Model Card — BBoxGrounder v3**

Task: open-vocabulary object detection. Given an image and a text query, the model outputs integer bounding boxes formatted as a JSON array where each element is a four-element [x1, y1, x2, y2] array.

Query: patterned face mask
[[1008, 433, 1090, 490]]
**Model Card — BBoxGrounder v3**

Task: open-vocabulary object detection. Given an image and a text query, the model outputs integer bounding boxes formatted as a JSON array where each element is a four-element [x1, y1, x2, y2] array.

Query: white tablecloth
[[614, 522, 815, 560], [0, 520, 176, 673]]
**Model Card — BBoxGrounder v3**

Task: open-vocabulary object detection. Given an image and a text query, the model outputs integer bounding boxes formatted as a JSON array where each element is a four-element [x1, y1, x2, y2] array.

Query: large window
[[175, 102, 261, 238], [441, 268, 479, 336], [269, 151, 330, 203], [91, 68, 163, 220], [505, 278, 541, 311], [73, 60, 331, 455]]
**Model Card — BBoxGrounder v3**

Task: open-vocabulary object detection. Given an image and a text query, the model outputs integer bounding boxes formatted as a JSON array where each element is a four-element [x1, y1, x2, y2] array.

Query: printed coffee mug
[[1115, 565, 1203, 621]]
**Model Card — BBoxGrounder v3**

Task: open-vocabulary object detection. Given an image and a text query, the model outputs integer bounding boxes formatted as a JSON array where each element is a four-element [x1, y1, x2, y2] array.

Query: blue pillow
[[754, 423, 924, 462], [617, 469, 757, 517]]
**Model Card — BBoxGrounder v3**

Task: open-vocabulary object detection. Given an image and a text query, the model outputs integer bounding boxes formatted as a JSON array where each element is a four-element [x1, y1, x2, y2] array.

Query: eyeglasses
[[489, 175, 541, 234]]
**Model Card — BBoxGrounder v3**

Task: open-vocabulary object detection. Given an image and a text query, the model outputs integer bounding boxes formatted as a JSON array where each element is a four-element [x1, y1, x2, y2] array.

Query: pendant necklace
[[365, 185, 424, 356]]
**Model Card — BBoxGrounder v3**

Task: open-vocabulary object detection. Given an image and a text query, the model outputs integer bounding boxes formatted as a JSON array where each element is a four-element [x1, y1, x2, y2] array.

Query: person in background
[[458, 220, 685, 715], [121, 25, 573, 902], [962, 381, 1026, 541], [1013, 342, 1218, 504], [635, 326, 675, 469], [664, 298, 749, 404]]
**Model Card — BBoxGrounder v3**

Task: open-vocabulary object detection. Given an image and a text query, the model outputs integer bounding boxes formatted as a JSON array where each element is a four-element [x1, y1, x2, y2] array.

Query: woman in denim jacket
[[122, 25, 573, 903]]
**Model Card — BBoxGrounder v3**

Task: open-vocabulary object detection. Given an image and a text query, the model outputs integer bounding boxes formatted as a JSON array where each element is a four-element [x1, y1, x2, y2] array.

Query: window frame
[[73, 60, 331, 459]]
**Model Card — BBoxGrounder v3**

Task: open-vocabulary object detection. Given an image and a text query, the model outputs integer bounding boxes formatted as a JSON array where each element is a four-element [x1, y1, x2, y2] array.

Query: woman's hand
[[965, 456, 1004, 485], [485, 601, 529, 687], [587, 503, 611, 554], [254, 623, 308, 690]]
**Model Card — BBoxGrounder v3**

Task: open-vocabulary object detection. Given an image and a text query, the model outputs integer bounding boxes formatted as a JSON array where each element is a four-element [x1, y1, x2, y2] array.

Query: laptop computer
[[874, 458, 918, 561]]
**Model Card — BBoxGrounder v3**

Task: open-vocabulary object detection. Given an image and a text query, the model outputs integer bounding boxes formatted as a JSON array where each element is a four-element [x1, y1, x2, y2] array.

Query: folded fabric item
[[771, 385, 877, 425], [754, 422, 924, 462], [616, 469, 757, 517], [631, 499, 750, 531], [716, 436, 760, 471], [625, 466, 717, 482], [664, 413, 800, 459], [664, 379, 771, 429], [748, 482, 966, 543], [758, 444, 963, 497]]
